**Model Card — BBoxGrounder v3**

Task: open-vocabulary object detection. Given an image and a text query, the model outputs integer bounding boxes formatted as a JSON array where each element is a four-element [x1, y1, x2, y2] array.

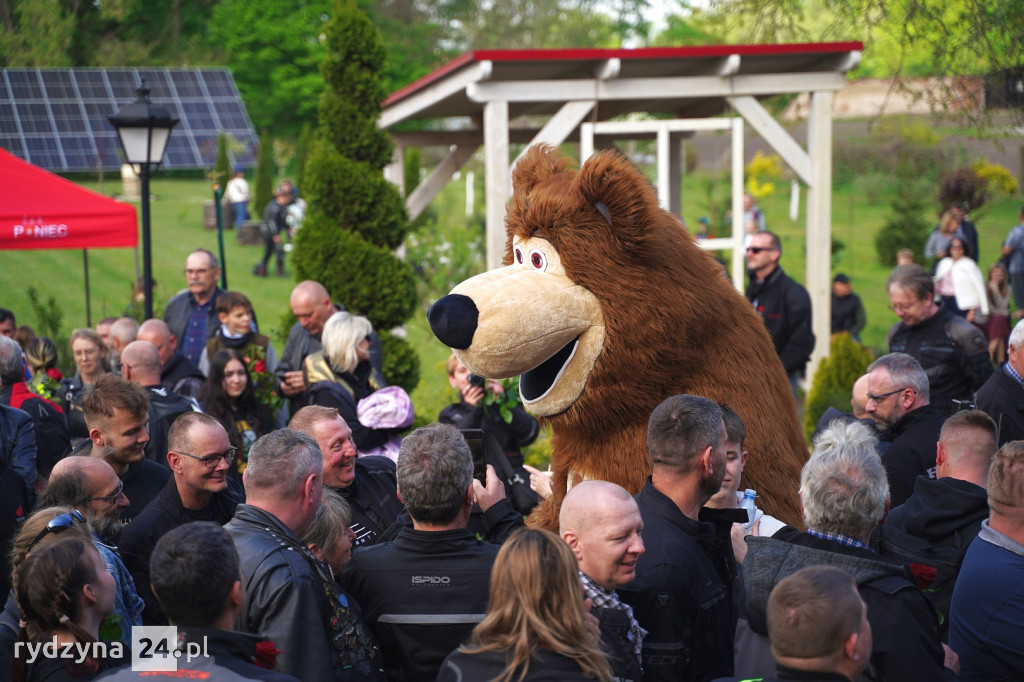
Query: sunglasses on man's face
[[27, 509, 86, 553], [746, 246, 777, 255]]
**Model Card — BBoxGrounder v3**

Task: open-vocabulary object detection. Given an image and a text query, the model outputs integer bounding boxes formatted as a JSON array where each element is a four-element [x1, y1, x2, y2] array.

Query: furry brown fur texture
[[430, 145, 808, 530]]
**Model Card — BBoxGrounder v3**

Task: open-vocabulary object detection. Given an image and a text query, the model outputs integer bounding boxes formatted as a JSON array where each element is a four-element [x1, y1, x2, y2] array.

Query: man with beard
[[82, 374, 169, 521], [618, 395, 742, 682], [40, 456, 144, 646], [119, 412, 242, 624], [289, 405, 402, 547], [864, 353, 946, 507]]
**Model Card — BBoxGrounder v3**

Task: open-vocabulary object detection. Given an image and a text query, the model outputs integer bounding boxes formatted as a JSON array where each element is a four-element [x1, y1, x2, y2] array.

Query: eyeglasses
[[866, 387, 912, 404], [888, 300, 922, 314], [27, 509, 86, 553], [177, 446, 237, 469], [88, 480, 124, 506], [745, 246, 777, 254], [184, 268, 210, 276]]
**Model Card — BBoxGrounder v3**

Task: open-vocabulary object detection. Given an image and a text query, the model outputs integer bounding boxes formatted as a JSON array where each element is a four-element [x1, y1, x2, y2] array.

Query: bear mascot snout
[[429, 144, 808, 530]]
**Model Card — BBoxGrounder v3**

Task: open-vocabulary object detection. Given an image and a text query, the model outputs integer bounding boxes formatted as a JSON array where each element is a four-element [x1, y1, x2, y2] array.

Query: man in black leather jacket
[[226, 429, 384, 681], [290, 405, 403, 547], [341, 423, 500, 682]]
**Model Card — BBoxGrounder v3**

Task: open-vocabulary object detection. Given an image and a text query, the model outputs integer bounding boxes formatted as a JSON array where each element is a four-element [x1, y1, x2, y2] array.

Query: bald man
[[275, 280, 382, 412], [138, 318, 205, 398], [121, 340, 201, 467], [560, 481, 646, 682], [41, 456, 143, 643]]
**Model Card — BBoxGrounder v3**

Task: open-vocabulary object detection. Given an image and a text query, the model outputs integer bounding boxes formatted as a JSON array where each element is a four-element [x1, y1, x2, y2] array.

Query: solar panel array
[[0, 68, 257, 172]]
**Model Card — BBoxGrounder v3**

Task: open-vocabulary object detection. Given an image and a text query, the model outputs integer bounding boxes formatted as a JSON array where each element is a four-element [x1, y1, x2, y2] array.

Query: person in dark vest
[[138, 319, 205, 400], [120, 340, 201, 467]]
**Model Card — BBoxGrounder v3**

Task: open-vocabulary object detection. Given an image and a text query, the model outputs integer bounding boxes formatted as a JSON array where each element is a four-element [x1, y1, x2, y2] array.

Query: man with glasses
[[745, 231, 814, 394], [119, 412, 241, 625], [887, 264, 992, 416], [41, 456, 144, 646], [864, 353, 946, 506], [163, 248, 225, 366]]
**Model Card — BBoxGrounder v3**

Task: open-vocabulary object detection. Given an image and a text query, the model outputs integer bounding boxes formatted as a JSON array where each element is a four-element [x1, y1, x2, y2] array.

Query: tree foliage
[[208, 0, 331, 137], [293, 1, 419, 392], [686, 0, 1024, 129], [0, 0, 218, 67]]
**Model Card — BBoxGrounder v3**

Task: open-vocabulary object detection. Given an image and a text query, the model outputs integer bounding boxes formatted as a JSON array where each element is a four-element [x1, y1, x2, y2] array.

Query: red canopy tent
[[0, 147, 137, 250], [0, 147, 138, 324]]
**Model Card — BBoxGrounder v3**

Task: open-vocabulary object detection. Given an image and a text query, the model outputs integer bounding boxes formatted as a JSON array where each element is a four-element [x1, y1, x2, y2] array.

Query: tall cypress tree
[[292, 0, 419, 392], [253, 130, 275, 217]]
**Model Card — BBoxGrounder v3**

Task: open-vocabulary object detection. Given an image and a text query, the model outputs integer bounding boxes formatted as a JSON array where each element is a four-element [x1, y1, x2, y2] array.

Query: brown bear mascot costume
[[429, 144, 808, 530]]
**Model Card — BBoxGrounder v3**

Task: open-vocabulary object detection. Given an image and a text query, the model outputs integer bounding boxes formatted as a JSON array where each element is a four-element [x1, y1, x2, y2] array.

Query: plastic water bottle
[[739, 489, 758, 530]]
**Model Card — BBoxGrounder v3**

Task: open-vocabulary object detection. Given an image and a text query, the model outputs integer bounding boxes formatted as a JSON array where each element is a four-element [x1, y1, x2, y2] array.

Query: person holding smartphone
[[440, 354, 540, 515]]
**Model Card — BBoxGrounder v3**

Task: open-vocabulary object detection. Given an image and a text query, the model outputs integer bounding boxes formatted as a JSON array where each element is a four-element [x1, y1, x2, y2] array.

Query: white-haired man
[[737, 420, 957, 681]]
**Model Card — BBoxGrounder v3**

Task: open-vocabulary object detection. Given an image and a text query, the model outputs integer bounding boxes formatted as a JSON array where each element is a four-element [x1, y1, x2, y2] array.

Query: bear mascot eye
[[514, 245, 524, 264], [529, 249, 547, 271]]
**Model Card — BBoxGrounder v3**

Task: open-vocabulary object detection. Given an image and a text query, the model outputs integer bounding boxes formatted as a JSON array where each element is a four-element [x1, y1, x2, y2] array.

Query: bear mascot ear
[[575, 149, 663, 255], [511, 144, 572, 200]]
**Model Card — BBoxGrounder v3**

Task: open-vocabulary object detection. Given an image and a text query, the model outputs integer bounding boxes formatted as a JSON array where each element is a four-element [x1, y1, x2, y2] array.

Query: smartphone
[[461, 429, 487, 484]]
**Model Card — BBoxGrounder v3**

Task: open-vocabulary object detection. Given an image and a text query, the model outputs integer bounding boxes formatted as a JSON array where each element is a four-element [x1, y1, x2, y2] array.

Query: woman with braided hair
[[11, 536, 123, 681]]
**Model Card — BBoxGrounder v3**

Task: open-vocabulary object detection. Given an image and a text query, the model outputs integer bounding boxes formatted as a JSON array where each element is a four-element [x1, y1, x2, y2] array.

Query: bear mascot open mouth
[[429, 144, 808, 531]]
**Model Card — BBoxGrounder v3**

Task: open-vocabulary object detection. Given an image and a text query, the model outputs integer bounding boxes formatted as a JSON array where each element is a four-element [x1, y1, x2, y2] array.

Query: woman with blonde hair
[[438, 527, 612, 682], [59, 328, 111, 439], [305, 312, 411, 453], [925, 209, 960, 261]]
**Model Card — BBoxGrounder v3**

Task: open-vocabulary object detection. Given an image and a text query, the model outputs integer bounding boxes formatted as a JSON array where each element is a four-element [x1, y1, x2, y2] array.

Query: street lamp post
[[109, 81, 178, 320]]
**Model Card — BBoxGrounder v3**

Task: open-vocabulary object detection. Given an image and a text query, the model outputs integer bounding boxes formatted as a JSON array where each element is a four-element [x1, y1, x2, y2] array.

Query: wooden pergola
[[379, 42, 863, 379]]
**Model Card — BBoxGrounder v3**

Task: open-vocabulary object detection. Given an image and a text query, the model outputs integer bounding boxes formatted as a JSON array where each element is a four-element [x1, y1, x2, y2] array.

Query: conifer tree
[[292, 0, 419, 392], [253, 130, 275, 217]]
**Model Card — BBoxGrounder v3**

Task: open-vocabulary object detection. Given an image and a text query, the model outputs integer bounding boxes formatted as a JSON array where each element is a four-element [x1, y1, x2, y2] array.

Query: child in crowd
[[704, 403, 785, 565], [198, 291, 276, 376]]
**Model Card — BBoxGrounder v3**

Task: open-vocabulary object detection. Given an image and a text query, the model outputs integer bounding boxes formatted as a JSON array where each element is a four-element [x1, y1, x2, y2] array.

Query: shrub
[[874, 183, 932, 267], [252, 130, 274, 216], [939, 166, 989, 213], [213, 133, 231, 192], [972, 159, 1019, 197], [803, 333, 875, 442]]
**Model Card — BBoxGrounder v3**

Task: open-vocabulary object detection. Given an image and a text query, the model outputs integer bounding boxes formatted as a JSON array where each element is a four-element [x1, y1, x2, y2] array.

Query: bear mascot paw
[[429, 144, 808, 530]]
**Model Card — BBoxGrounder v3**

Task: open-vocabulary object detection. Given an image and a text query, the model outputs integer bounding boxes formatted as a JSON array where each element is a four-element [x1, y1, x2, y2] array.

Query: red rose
[[253, 360, 267, 374], [254, 640, 281, 669], [908, 562, 938, 590]]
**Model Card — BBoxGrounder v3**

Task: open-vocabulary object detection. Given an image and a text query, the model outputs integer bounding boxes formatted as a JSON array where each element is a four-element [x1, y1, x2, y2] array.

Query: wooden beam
[[379, 61, 491, 129], [728, 95, 811, 184], [405, 144, 479, 221], [484, 100, 510, 270], [466, 72, 848, 103], [805, 91, 834, 386], [513, 100, 595, 167]]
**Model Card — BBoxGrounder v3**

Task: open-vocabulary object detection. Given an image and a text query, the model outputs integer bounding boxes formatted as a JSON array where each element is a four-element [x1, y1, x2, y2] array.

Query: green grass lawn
[[2, 167, 1020, 439]]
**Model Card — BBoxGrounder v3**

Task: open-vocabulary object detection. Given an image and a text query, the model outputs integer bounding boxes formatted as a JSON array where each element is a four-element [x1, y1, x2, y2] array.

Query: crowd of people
[[0, 209, 1023, 682]]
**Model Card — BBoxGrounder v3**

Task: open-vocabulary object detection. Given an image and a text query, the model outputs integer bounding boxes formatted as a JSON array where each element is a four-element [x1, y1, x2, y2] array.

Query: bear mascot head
[[429, 144, 808, 530]]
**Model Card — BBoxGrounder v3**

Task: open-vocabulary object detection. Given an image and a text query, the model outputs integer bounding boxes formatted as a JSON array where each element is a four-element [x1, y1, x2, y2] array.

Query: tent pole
[[83, 249, 92, 328]]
